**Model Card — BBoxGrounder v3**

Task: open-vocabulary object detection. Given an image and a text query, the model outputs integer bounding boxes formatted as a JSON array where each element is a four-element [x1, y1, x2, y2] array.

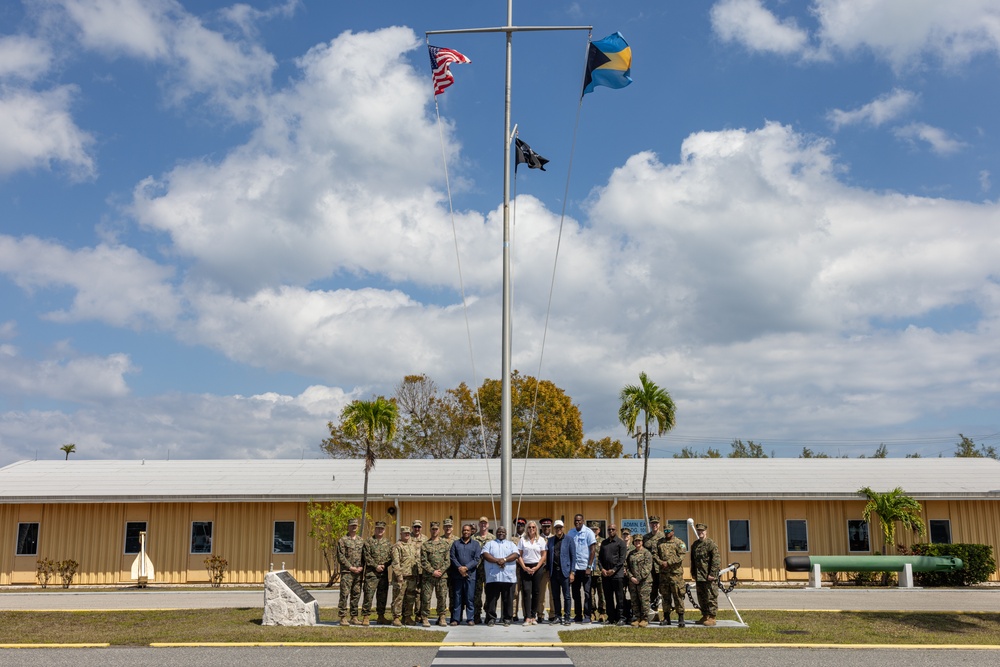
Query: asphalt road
[[3, 586, 999, 611]]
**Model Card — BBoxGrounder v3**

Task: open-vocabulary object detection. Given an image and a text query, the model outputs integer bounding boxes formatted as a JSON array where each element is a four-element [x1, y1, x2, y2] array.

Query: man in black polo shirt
[[598, 524, 628, 624]]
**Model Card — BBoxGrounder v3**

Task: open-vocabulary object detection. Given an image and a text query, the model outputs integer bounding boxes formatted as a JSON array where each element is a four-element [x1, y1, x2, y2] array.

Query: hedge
[[910, 543, 997, 587]]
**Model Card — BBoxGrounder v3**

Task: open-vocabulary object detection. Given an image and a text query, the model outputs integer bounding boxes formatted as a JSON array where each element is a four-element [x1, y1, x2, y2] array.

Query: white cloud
[[893, 122, 968, 155], [0, 35, 53, 80], [0, 86, 94, 178], [47, 0, 278, 119], [130, 27, 474, 293], [0, 235, 181, 328], [0, 386, 346, 463], [827, 88, 918, 129], [0, 346, 134, 402], [813, 0, 1000, 68], [710, 1, 1000, 68], [711, 0, 809, 55], [980, 170, 992, 193]]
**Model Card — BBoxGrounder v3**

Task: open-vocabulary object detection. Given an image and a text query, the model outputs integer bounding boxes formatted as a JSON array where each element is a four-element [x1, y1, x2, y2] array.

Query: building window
[[728, 520, 751, 552], [786, 519, 808, 552], [16, 523, 39, 555], [848, 520, 870, 552], [929, 519, 952, 544], [191, 521, 213, 554], [667, 519, 689, 545], [124, 521, 148, 554], [273, 521, 295, 554]]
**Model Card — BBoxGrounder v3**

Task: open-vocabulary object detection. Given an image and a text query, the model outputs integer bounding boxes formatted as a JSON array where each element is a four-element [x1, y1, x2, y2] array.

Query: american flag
[[428, 45, 471, 96]]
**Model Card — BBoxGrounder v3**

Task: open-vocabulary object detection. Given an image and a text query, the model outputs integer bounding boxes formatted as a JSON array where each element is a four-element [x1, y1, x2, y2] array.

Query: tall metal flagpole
[[428, 3, 590, 535]]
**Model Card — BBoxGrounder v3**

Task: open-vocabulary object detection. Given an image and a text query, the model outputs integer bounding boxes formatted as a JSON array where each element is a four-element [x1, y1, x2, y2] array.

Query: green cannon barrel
[[785, 555, 963, 573]]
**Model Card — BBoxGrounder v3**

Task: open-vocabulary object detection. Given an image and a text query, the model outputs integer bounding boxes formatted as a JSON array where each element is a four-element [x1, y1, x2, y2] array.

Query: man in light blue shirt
[[566, 513, 597, 623], [480, 526, 519, 626]]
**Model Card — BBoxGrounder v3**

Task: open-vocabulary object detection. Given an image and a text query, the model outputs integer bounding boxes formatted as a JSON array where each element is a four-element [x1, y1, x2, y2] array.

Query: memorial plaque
[[276, 570, 315, 603]]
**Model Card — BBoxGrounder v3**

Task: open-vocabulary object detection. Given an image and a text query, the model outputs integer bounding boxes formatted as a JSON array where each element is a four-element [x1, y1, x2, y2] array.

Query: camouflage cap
[[430, 521, 440, 528], [664, 524, 675, 532], [347, 518, 359, 527], [412, 519, 423, 527], [649, 515, 661, 523], [400, 525, 411, 533], [632, 533, 644, 542], [621, 528, 631, 535], [443, 518, 454, 526], [694, 523, 708, 530], [374, 521, 386, 529], [587, 521, 600, 528]]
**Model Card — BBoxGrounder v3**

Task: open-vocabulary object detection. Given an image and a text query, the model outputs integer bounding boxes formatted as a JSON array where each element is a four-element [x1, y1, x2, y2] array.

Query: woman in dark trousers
[[517, 520, 548, 624]]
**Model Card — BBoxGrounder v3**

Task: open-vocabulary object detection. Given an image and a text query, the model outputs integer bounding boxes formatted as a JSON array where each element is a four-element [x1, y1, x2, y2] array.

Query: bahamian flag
[[582, 32, 632, 96]]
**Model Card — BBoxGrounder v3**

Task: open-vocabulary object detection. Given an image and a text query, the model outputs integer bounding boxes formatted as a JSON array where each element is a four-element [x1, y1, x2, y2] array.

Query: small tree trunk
[[641, 420, 650, 525]]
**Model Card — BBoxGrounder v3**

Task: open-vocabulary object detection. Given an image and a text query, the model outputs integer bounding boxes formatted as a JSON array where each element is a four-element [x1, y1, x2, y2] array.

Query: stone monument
[[262, 570, 319, 626]]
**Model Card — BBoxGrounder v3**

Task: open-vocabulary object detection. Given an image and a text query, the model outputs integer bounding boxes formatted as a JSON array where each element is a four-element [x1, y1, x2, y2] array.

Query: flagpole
[[429, 6, 591, 537], [500, 0, 514, 537]]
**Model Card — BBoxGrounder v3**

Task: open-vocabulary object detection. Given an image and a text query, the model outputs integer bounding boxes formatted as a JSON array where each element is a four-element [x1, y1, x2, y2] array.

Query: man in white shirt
[[480, 526, 519, 626], [567, 513, 597, 623]]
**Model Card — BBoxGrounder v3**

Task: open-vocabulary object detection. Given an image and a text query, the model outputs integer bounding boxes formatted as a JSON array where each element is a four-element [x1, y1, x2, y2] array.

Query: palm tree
[[60, 443, 76, 460], [859, 486, 926, 554], [618, 372, 676, 522], [341, 397, 399, 537]]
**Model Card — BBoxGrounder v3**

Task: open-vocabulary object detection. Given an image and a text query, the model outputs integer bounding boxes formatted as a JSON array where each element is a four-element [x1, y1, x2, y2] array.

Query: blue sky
[[1, 0, 999, 464]]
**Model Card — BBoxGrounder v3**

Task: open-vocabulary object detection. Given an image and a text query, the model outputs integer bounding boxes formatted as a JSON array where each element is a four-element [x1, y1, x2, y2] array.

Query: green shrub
[[911, 543, 997, 586], [35, 558, 56, 588]]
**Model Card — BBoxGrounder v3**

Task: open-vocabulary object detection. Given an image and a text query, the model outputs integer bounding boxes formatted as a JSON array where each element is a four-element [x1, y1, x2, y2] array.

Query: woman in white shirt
[[517, 520, 548, 624]]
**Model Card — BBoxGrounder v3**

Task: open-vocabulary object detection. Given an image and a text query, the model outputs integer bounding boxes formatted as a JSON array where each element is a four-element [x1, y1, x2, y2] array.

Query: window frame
[[929, 519, 952, 544], [728, 519, 751, 552], [124, 521, 148, 555], [785, 519, 809, 552], [190, 521, 213, 555], [273, 520, 295, 554], [16, 522, 40, 556], [847, 519, 871, 552]]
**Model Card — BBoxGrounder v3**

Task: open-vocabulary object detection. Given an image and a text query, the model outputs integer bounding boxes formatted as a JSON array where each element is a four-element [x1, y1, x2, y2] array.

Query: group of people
[[336, 513, 722, 628]]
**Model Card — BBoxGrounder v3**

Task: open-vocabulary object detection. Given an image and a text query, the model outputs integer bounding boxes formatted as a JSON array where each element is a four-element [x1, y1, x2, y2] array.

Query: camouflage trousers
[[362, 570, 389, 617], [474, 564, 486, 619], [628, 578, 652, 622], [392, 576, 418, 621], [413, 574, 424, 618], [338, 571, 363, 619], [695, 580, 718, 618], [659, 575, 685, 615], [589, 574, 606, 616], [421, 574, 449, 620]]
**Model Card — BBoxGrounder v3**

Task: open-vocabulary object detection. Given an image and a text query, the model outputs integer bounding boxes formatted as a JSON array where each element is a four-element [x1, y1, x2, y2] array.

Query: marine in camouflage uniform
[[410, 520, 427, 620], [441, 518, 457, 620], [621, 529, 635, 622], [642, 516, 666, 613], [472, 517, 495, 623], [336, 518, 365, 624], [361, 521, 393, 624], [588, 521, 606, 621], [626, 533, 653, 627], [690, 522, 721, 626], [420, 521, 451, 626], [390, 525, 420, 626], [656, 524, 688, 626]]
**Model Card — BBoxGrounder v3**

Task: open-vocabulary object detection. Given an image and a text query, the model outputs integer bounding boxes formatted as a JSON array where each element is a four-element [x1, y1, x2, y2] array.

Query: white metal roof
[[2, 458, 999, 503]]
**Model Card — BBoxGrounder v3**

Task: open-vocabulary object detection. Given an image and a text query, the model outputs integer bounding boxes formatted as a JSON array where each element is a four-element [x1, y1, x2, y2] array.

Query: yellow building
[[2, 458, 998, 586]]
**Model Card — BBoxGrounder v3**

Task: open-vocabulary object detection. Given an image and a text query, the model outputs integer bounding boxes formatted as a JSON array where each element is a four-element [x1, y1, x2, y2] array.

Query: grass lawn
[[0, 608, 445, 645], [2, 608, 999, 646], [563, 610, 1000, 645]]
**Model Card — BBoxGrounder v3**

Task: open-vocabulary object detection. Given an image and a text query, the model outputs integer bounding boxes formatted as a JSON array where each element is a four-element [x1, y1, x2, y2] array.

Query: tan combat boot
[[349, 616, 361, 626], [361, 617, 370, 626], [392, 618, 402, 627], [638, 619, 649, 628], [422, 617, 430, 627], [630, 619, 640, 627], [704, 616, 716, 626], [438, 614, 448, 627]]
